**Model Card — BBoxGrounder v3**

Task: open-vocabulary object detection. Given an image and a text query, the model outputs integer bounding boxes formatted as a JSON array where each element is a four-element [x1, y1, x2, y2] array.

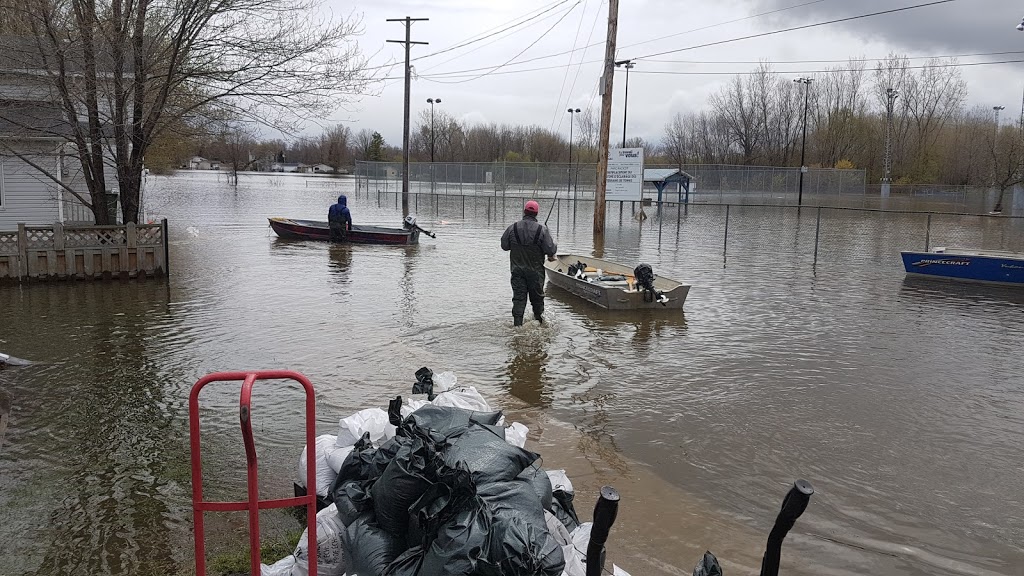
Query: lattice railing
[[24, 227, 56, 249], [136, 225, 164, 246], [0, 232, 18, 255], [64, 226, 127, 248]]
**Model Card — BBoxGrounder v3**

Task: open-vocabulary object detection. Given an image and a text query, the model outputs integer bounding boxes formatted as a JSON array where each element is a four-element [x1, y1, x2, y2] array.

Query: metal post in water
[[619, 201, 623, 224], [925, 213, 932, 251], [813, 206, 822, 268], [723, 204, 730, 266]]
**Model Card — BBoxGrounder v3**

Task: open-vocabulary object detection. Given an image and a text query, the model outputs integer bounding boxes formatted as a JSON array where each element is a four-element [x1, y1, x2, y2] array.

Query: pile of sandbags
[[265, 370, 606, 576]]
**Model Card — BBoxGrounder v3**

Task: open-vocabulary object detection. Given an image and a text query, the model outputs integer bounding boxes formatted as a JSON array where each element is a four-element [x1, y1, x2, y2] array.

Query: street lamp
[[426, 98, 441, 163], [567, 108, 581, 208], [615, 59, 635, 148], [882, 87, 898, 198], [993, 105, 1005, 126], [1016, 17, 1024, 31], [794, 77, 813, 206]]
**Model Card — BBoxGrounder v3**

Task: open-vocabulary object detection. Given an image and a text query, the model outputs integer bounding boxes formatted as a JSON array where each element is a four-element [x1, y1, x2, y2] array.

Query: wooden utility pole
[[593, 0, 618, 237], [387, 17, 428, 217]]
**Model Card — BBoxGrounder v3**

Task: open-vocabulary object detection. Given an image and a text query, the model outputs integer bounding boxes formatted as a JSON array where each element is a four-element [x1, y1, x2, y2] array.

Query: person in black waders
[[501, 200, 557, 326], [328, 195, 352, 242]]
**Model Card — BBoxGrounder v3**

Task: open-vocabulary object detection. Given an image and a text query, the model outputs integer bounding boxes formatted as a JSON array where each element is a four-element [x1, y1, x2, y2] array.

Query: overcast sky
[[319, 0, 1024, 147]]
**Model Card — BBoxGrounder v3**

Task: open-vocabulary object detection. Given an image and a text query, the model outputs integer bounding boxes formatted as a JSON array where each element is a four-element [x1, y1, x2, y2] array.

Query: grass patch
[[207, 529, 305, 576]]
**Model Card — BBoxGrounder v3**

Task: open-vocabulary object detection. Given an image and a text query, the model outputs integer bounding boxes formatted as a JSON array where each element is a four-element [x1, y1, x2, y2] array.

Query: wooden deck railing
[[0, 220, 168, 282]]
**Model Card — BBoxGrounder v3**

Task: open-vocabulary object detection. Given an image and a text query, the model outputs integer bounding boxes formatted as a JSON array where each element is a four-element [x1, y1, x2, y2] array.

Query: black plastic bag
[[404, 404, 503, 441], [407, 464, 475, 548], [333, 480, 373, 527], [550, 488, 581, 532], [370, 437, 434, 536], [443, 423, 539, 484], [382, 546, 425, 576], [417, 495, 493, 576], [334, 432, 399, 486], [340, 512, 407, 576], [478, 479, 564, 576], [517, 463, 553, 512], [693, 551, 724, 576]]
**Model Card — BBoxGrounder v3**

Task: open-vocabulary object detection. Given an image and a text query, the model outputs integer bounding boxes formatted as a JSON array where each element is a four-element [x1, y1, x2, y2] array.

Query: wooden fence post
[[16, 223, 27, 280]]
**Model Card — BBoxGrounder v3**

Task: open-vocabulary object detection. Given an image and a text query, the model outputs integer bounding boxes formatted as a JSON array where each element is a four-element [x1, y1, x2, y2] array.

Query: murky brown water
[[2, 171, 1024, 576]]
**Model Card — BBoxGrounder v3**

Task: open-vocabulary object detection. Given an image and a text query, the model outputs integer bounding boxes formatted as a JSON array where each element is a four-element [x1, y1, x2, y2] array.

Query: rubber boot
[[513, 315, 524, 327], [534, 313, 544, 324]]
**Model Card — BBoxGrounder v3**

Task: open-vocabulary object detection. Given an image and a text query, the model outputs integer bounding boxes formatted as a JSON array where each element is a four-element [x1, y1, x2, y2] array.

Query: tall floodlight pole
[[427, 98, 441, 163], [882, 87, 898, 198], [615, 59, 635, 148], [387, 16, 428, 216], [794, 77, 813, 206], [567, 108, 580, 205]]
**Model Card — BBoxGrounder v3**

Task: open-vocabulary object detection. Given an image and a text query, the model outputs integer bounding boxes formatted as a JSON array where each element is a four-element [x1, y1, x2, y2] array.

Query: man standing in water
[[501, 200, 557, 326], [328, 195, 352, 242]]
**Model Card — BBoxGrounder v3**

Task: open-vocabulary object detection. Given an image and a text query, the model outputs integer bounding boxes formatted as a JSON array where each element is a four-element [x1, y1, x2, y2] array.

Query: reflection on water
[[2, 172, 1024, 576]]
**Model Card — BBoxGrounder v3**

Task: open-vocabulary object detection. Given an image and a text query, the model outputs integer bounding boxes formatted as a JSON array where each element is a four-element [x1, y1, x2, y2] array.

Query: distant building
[[309, 164, 335, 174], [188, 156, 220, 170], [270, 162, 303, 173]]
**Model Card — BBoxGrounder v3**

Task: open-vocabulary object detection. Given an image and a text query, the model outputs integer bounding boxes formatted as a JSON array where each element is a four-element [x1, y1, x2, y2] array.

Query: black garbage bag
[[550, 488, 581, 532], [417, 494, 493, 576], [478, 479, 564, 576], [334, 432, 400, 486], [443, 423, 539, 484], [407, 464, 475, 548], [517, 463, 553, 512], [340, 512, 407, 576], [693, 551, 724, 576], [370, 436, 434, 536], [332, 480, 373, 527], [382, 546, 425, 576], [404, 404, 503, 441]]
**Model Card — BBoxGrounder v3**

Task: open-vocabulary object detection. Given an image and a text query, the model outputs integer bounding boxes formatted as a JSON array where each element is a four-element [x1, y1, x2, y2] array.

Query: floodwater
[[2, 171, 1024, 576]]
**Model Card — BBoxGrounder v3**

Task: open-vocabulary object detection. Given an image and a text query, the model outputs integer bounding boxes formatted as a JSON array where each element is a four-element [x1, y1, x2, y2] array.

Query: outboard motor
[[633, 264, 669, 305], [568, 261, 589, 281], [403, 215, 417, 229]]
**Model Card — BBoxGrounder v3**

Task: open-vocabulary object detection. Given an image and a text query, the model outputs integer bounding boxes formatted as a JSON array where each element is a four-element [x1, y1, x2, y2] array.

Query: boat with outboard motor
[[544, 254, 690, 310], [269, 215, 435, 245]]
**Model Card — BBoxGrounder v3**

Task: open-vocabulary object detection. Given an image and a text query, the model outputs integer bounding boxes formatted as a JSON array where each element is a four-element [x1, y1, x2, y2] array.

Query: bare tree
[[0, 0, 373, 223]]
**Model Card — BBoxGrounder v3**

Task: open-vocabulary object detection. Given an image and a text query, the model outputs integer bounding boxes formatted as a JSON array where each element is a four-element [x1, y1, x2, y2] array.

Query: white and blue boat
[[901, 248, 1024, 286]]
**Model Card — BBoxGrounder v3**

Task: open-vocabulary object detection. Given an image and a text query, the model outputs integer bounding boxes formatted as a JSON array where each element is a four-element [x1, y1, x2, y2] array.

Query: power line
[[423, 1, 583, 85], [558, 0, 606, 133], [643, 50, 1024, 65], [630, 58, 1024, 76], [625, 0, 961, 61], [550, 0, 589, 131]]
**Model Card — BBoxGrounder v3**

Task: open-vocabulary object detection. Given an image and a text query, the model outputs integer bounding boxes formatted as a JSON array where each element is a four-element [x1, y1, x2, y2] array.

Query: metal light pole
[[568, 108, 580, 212], [1016, 17, 1024, 31], [426, 98, 441, 163], [615, 59, 635, 148], [794, 77, 813, 206], [882, 87, 898, 198]]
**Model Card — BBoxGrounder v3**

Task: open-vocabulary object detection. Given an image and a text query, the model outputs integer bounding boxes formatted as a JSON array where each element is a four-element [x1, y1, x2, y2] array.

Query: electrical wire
[[557, 0, 606, 133], [550, 0, 590, 130], [630, 58, 1024, 76]]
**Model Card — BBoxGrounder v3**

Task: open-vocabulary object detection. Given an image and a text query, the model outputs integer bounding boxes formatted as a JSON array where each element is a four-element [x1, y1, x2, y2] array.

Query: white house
[[271, 162, 303, 173], [0, 39, 120, 229]]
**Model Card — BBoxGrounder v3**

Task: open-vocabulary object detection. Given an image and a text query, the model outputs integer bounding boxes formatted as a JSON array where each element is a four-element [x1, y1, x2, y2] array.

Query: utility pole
[[615, 59, 635, 148], [794, 77, 813, 207], [593, 0, 619, 237], [387, 16, 428, 216], [882, 87, 898, 198]]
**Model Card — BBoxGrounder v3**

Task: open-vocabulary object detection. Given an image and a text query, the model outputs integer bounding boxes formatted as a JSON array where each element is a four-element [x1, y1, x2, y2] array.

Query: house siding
[[0, 152, 61, 228]]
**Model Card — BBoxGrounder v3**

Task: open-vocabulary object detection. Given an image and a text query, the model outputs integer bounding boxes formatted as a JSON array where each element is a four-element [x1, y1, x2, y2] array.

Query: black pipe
[[759, 479, 814, 576], [586, 486, 620, 576]]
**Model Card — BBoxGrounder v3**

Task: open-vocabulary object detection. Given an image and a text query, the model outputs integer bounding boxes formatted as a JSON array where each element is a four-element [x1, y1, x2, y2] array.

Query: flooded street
[[2, 171, 1024, 576]]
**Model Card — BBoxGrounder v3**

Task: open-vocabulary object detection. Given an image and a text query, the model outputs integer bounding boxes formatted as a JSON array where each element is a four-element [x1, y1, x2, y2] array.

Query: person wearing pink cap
[[500, 199, 558, 326]]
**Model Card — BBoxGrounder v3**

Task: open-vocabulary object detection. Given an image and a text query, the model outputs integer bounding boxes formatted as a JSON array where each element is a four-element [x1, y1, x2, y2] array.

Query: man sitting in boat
[[328, 195, 352, 241], [500, 200, 557, 326]]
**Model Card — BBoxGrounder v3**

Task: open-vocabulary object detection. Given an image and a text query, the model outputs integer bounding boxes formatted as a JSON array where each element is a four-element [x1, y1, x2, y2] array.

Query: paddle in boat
[[544, 253, 690, 310], [900, 247, 1024, 286], [268, 215, 435, 246]]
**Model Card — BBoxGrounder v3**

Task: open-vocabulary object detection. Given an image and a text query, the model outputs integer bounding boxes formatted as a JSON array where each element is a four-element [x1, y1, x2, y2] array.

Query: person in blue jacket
[[328, 195, 352, 241]]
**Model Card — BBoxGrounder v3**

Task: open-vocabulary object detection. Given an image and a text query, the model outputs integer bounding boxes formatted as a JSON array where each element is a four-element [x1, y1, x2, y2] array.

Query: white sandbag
[[325, 445, 354, 474], [546, 510, 572, 545], [612, 565, 632, 576], [547, 469, 574, 494], [336, 408, 395, 447], [506, 422, 529, 448], [296, 434, 339, 498], [571, 522, 592, 555], [432, 371, 459, 392], [432, 385, 492, 413], [292, 503, 347, 576], [260, 555, 297, 576], [547, 510, 586, 576], [400, 398, 431, 418]]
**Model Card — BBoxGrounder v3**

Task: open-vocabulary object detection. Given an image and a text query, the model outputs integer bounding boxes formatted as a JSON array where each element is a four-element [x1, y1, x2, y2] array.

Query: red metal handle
[[189, 370, 318, 576]]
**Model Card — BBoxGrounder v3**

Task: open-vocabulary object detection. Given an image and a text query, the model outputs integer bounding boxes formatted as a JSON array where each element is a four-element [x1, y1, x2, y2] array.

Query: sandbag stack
[[266, 371, 599, 576]]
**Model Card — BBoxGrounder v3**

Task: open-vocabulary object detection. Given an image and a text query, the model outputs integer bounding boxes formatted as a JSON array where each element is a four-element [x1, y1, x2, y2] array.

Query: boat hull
[[269, 218, 419, 245], [544, 254, 689, 310], [901, 249, 1024, 286]]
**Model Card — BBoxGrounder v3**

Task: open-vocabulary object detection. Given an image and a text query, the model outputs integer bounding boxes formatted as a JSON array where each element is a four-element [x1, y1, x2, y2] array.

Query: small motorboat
[[269, 215, 435, 246], [544, 254, 690, 310], [901, 247, 1024, 286]]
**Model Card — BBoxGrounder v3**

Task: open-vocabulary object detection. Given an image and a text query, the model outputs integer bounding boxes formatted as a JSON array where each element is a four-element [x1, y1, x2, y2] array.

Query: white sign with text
[[606, 148, 644, 201]]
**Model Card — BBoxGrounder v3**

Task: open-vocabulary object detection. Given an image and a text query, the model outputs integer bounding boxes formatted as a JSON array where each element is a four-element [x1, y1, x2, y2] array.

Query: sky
[[318, 0, 1024, 147]]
